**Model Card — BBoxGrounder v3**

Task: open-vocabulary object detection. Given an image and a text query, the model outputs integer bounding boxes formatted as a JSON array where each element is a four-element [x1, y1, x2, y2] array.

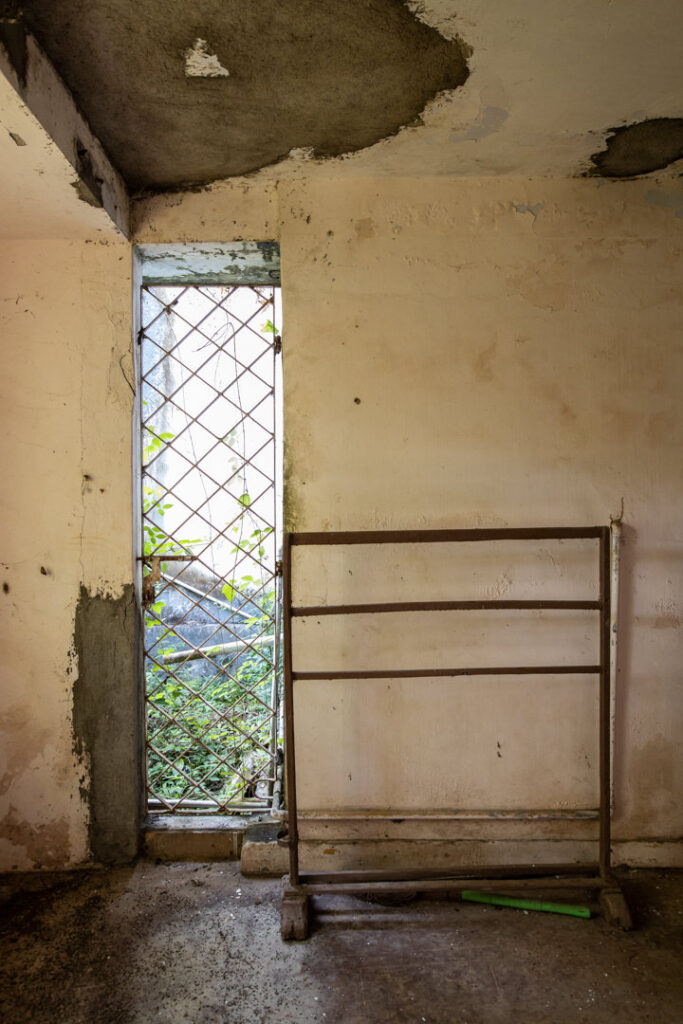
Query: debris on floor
[[0, 864, 681, 1024]]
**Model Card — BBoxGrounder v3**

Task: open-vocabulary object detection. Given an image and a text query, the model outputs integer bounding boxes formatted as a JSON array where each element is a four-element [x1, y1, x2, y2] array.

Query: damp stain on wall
[[0, 807, 71, 869], [590, 118, 683, 178], [71, 584, 142, 864], [0, 704, 52, 799]]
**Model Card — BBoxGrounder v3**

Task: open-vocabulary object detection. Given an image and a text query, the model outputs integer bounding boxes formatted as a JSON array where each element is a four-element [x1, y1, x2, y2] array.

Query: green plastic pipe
[[461, 890, 591, 918]]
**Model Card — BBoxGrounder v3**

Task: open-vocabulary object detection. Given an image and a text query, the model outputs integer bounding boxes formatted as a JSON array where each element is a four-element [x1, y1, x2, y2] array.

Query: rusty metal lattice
[[140, 283, 282, 813]]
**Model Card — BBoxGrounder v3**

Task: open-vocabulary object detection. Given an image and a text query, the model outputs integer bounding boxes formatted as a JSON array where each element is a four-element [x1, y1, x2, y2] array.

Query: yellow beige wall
[[2, 171, 681, 871], [0, 239, 133, 869], [280, 177, 682, 864], [139, 174, 683, 863]]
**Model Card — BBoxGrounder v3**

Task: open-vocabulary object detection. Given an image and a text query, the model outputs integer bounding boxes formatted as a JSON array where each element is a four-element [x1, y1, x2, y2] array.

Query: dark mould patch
[[0, 9, 27, 89], [590, 118, 683, 179], [2, 582, 9, 593], [72, 584, 142, 864], [8, 130, 26, 146], [21, 0, 470, 190], [39, 565, 48, 575]]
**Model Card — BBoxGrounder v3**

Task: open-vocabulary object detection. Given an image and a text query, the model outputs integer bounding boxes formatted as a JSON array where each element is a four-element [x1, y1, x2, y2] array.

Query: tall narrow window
[[136, 244, 282, 814]]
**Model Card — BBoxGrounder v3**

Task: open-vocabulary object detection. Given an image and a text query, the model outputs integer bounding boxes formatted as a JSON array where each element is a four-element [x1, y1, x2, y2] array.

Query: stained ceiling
[[3, 0, 683, 200], [18, 0, 469, 191]]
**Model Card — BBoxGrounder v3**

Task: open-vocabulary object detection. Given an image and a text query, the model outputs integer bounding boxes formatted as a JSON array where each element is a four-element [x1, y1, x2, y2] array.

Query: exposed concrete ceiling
[[2, 0, 683, 203], [0, 62, 124, 238]]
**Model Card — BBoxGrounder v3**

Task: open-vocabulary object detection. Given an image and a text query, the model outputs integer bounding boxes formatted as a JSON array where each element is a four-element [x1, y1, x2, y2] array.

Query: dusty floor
[[0, 864, 681, 1024]]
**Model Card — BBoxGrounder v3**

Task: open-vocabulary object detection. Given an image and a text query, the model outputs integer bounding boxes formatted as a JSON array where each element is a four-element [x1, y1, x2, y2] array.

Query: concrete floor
[[1, 864, 681, 1024]]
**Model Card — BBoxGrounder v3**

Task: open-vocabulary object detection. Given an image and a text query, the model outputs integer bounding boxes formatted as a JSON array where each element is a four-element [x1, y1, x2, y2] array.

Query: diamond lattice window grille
[[140, 283, 282, 813]]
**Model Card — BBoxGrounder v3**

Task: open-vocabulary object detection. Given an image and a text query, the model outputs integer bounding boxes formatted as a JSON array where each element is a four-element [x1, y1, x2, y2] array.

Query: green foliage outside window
[[142, 425, 280, 808]]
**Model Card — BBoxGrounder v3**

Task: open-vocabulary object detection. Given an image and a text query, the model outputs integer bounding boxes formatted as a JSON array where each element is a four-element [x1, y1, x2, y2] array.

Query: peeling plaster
[[513, 202, 543, 219], [71, 178, 102, 207], [184, 38, 229, 78], [590, 118, 683, 179]]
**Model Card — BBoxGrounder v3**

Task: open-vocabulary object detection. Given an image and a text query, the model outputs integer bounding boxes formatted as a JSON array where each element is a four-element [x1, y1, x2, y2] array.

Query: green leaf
[[238, 493, 251, 507], [222, 582, 235, 603]]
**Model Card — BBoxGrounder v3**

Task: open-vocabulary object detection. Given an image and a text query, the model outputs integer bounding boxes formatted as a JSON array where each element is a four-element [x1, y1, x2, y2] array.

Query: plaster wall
[[0, 239, 134, 870], [138, 175, 683, 865], [2, 170, 680, 873]]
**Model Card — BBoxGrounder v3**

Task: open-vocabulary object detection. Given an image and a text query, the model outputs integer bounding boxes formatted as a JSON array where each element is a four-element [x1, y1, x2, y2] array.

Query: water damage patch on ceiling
[[18, 0, 470, 192], [590, 118, 683, 178]]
